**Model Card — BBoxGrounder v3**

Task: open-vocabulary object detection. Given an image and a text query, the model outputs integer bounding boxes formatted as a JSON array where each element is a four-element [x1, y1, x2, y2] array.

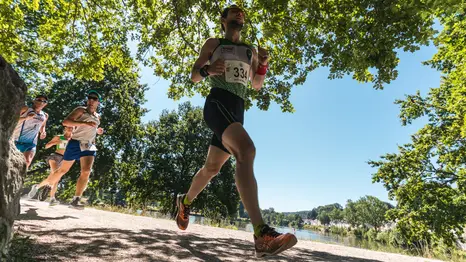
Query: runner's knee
[[202, 163, 222, 177], [80, 169, 91, 179], [232, 141, 256, 164]]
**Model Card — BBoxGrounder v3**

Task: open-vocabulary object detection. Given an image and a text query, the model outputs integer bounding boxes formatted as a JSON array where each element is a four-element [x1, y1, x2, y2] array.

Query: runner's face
[[229, 8, 245, 24], [87, 95, 100, 108], [223, 8, 245, 29], [33, 97, 48, 110], [64, 127, 73, 139]]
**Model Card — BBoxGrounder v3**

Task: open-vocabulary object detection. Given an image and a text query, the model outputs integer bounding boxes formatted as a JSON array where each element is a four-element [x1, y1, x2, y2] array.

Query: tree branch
[[172, 0, 198, 54]]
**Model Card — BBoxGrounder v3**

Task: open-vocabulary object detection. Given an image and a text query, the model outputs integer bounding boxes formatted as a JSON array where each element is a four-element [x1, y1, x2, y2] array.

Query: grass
[[300, 224, 466, 261], [91, 203, 141, 215]]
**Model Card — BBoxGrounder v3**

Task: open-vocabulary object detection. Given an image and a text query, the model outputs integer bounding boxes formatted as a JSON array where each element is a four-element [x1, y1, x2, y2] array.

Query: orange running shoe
[[176, 194, 190, 230], [254, 225, 298, 258]]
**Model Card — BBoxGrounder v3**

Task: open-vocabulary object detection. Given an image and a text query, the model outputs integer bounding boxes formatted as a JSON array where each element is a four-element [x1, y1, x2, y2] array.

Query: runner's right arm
[[191, 38, 222, 83], [62, 108, 97, 128], [18, 106, 34, 122], [45, 136, 60, 149]]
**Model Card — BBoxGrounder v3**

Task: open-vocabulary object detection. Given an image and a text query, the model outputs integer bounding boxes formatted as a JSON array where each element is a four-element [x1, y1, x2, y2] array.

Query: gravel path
[[15, 199, 441, 262]]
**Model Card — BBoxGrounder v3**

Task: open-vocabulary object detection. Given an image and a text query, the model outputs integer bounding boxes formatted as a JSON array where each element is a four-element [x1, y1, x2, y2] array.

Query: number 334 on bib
[[225, 60, 250, 86]]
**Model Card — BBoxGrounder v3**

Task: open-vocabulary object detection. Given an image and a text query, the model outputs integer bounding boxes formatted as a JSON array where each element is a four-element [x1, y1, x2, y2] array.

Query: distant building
[[330, 221, 350, 228], [303, 219, 321, 226]]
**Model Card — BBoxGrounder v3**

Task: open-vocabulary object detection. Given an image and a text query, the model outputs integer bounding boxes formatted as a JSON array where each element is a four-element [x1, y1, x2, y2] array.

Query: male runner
[[13, 94, 49, 169], [28, 127, 73, 205], [29, 91, 104, 209], [175, 5, 297, 258]]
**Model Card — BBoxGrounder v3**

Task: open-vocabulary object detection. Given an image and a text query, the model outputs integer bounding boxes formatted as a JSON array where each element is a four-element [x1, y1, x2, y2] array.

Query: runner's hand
[[207, 58, 225, 76], [97, 128, 104, 135], [40, 131, 46, 139], [257, 47, 270, 65]]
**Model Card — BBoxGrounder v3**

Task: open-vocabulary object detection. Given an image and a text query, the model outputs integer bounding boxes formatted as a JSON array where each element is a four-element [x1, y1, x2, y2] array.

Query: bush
[[365, 228, 377, 242], [352, 228, 365, 239], [376, 230, 390, 244], [223, 224, 239, 230], [329, 226, 348, 236], [388, 228, 407, 247], [304, 225, 323, 232]]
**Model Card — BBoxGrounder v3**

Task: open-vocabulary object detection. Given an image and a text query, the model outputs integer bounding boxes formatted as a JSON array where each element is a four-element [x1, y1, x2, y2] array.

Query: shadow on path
[[18, 207, 78, 221], [16, 224, 384, 262]]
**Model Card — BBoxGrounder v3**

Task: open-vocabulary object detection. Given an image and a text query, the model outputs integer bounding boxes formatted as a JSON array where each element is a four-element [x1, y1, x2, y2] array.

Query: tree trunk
[[0, 55, 27, 257]]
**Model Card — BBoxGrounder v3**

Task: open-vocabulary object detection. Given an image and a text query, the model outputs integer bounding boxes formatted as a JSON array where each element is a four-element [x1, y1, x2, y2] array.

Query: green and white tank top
[[56, 135, 68, 150], [208, 38, 254, 100]]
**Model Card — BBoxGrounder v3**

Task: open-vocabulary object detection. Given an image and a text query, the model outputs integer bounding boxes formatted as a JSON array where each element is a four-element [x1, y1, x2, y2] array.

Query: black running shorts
[[203, 88, 245, 154]]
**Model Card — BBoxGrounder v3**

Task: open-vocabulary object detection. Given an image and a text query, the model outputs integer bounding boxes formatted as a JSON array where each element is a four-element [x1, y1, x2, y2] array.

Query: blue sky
[[136, 44, 440, 212]]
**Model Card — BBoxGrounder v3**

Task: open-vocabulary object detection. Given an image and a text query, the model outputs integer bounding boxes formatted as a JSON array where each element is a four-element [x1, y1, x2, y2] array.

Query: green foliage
[[317, 211, 331, 225], [28, 66, 148, 204], [262, 208, 304, 229], [137, 102, 239, 219], [26, 71, 239, 221], [130, 0, 441, 112], [299, 203, 343, 225], [238, 201, 249, 219], [369, 7, 466, 250], [329, 225, 348, 236], [8, 1, 466, 259], [2, 0, 446, 112], [303, 224, 323, 232], [308, 209, 318, 220], [316, 203, 343, 214], [344, 200, 359, 227], [376, 230, 390, 245], [283, 210, 313, 219], [343, 196, 393, 231], [365, 228, 378, 242], [328, 207, 344, 223], [0, 0, 135, 87]]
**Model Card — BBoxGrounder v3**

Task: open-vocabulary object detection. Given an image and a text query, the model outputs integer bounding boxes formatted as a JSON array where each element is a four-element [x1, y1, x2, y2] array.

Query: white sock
[[73, 196, 80, 201]]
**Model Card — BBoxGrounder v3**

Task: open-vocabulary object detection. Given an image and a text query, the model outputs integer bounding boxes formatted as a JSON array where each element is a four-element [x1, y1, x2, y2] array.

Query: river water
[[188, 215, 377, 249]]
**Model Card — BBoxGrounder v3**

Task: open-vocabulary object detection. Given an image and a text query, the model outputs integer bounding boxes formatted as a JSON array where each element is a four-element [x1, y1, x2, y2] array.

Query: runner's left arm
[[39, 113, 48, 139], [96, 115, 104, 135], [250, 47, 270, 91]]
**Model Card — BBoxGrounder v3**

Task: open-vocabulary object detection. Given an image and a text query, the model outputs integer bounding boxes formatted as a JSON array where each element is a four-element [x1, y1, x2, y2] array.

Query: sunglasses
[[88, 96, 99, 101], [35, 99, 48, 103]]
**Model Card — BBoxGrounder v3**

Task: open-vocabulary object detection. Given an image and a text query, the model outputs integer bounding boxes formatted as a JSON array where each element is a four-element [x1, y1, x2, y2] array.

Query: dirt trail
[[14, 199, 440, 262]]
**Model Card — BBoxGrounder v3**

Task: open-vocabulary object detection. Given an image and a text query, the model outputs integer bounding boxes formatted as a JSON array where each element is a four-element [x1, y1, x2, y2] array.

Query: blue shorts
[[63, 139, 96, 161], [15, 141, 36, 153]]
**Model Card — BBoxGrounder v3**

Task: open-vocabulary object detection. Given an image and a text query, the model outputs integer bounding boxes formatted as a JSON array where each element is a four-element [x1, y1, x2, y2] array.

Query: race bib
[[79, 142, 97, 152], [58, 140, 68, 150], [225, 60, 250, 86]]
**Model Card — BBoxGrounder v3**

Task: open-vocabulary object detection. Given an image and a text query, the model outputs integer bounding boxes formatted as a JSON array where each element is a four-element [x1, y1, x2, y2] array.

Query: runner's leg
[[48, 159, 60, 198], [221, 123, 263, 226], [23, 149, 35, 169], [38, 160, 74, 187], [186, 145, 230, 202], [75, 156, 94, 197]]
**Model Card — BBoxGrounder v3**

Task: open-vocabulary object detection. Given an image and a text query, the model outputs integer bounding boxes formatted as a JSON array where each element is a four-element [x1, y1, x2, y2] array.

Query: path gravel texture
[[14, 199, 441, 262]]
